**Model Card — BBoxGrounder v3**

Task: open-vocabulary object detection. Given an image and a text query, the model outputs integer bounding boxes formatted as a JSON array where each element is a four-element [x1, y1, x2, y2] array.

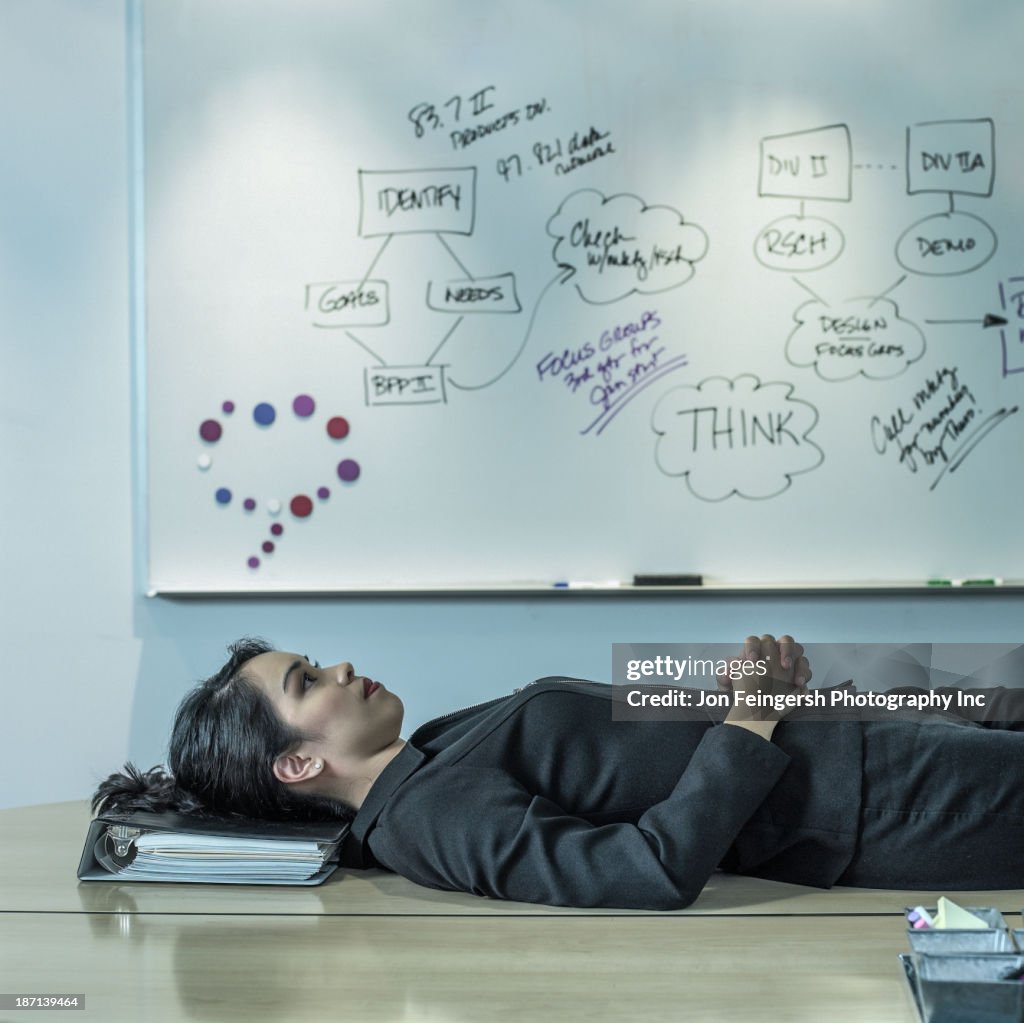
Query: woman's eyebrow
[[281, 659, 302, 694]]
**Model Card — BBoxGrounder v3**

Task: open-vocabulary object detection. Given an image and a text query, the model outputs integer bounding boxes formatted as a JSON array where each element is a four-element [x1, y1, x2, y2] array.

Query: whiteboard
[[143, 0, 1024, 592]]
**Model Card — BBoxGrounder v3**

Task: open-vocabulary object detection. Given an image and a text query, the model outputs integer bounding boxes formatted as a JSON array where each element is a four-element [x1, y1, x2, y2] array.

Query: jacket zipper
[[512, 676, 594, 694], [418, 677, 599, 731], [415, 694, 509, 731]]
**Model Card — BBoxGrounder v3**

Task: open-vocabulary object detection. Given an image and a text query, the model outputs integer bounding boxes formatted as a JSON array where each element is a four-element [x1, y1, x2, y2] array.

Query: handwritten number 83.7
[[408, 87, 498, 138]]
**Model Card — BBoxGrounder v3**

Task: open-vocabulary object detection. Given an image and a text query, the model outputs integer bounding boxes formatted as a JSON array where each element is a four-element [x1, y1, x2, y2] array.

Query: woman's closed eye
[[301, 658, 322, 691]]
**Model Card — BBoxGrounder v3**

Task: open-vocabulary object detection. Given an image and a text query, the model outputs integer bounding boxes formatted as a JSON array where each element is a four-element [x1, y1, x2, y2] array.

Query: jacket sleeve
[[366, 723, 791, 910], [888, 684, 1024, 730]]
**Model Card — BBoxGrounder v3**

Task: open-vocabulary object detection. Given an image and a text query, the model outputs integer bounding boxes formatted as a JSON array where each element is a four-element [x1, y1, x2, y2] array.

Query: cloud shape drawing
[[786, 296, 926, 381], [652, 375, 824, 501], [547, 189, 709, 305]]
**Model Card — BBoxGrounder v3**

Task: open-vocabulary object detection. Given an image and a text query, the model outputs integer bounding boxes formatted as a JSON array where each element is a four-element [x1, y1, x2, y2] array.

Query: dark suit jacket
[[345, 679, 864, 909]]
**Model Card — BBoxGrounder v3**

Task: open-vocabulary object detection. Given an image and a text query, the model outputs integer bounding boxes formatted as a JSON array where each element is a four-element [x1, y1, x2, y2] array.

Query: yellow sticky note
[[933, 896, 989, 929]]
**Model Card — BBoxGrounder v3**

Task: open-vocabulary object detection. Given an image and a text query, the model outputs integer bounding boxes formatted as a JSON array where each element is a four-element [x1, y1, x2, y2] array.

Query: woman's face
[[244, 650, 404, 768]]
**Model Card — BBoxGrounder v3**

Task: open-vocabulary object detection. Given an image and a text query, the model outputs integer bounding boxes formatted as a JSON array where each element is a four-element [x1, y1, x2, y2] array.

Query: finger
[[794, 655, 812, 687], [777, 634, 802, 670], [759, 634, 779, 669], [718, 655, 747, 691], [743, 635, 761, 661]]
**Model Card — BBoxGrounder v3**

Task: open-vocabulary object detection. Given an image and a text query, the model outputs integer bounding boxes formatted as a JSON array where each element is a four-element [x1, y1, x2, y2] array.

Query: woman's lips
[[363, 679, 381, 698]]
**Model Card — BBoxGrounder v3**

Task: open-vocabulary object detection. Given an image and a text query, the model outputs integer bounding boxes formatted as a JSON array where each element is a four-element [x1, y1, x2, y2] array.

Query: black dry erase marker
[[633, 574, 703, 586]]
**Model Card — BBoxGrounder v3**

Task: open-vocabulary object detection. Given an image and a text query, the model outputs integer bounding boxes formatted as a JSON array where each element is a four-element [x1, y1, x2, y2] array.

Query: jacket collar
[[343, 742, 426, 867]]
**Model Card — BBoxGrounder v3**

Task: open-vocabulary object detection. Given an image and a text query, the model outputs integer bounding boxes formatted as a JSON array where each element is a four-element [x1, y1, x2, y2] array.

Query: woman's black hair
[[93, 638, 354, 823]]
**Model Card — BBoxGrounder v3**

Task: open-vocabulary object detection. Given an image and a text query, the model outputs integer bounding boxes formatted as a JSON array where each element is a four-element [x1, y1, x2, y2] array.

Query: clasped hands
[[717, 634, 812, 740]]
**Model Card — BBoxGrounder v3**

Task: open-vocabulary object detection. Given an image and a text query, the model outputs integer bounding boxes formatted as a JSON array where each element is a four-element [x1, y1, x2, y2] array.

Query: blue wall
[[127, 589, 1023, 780]]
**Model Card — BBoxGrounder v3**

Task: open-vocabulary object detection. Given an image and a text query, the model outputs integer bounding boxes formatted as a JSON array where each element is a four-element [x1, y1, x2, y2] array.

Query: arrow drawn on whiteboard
[[453, 187, 710, 392], [447, 268, 570, 390], [925, 314, 1008, 328], [928, 279, 1024, 376]]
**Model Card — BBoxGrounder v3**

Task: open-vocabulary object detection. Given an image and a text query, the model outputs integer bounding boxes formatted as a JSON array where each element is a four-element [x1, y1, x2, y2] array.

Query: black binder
[[77, 810, 350, 886]]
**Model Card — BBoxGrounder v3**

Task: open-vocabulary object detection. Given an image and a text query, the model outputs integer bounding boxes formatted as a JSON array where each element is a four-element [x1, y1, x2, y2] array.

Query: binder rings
[[77, 810, 350, 886]]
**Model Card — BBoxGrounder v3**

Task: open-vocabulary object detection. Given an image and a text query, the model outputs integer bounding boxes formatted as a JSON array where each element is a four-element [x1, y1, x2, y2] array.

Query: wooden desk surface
[[2, 800, 1021, 1021], [1, 911, 919, 1022], [5, 801, 1024, 917]]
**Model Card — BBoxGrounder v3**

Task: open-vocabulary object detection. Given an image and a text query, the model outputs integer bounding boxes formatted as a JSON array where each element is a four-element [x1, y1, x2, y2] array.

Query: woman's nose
[[333, 662, 354, 684]]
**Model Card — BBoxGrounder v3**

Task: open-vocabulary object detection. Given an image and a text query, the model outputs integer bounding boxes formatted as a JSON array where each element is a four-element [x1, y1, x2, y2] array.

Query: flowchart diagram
[[288, 115, 1019, 515], [652, 117, 1018, 500], [303, 169, 709, 418]]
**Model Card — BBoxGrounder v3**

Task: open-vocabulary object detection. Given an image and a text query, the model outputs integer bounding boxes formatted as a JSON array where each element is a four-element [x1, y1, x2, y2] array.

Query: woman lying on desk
[[95, 635, 1024, 910]]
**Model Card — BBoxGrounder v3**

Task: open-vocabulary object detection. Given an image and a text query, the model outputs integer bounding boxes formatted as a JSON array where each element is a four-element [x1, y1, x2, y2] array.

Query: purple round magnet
[[293, 394, 315, 417], [337, 459, 360, 482], [317, 486, 330, 500], [243, 498, 256, 511], [270, 523, 284, 536], [222, 401, 235, 414], [199, 419, 222, 442], [262, 541, 275, 554]]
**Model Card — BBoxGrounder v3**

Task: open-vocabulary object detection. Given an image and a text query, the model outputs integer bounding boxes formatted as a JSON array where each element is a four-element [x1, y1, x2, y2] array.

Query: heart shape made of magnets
[[196, 393, 361, 570]]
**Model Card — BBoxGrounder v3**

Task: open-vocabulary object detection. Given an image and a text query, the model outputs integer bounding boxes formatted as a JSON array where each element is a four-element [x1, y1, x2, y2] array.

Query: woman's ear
[[272, 752, 322, 785]]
